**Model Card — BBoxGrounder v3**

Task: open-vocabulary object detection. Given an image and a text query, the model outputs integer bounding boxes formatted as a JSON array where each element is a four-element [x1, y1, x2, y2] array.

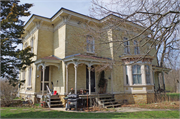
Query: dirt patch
[[121, 101, 180, 109]]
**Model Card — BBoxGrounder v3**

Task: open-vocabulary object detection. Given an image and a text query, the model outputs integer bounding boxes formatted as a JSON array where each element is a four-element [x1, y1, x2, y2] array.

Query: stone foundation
[[114, 93, 154, 104]]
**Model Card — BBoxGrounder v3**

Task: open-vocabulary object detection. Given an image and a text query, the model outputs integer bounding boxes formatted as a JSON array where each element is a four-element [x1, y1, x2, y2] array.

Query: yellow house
[[19, 8, 169, 107]]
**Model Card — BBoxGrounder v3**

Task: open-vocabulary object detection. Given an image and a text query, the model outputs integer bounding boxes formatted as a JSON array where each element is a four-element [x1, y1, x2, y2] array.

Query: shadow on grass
[[1, 110, 179, 118]]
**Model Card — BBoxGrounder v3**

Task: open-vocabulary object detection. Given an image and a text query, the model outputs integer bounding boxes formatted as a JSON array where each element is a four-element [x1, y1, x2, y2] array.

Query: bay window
[[132, 65, 142, 84], [145, 65, 151, 84]]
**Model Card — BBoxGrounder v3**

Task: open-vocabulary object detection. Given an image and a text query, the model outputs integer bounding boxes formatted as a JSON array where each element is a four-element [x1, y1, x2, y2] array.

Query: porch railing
[[46, 85, 52, 108]]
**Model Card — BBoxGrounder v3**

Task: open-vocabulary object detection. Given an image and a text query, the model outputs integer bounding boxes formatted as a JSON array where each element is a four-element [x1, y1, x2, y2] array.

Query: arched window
[[132, 65, 141, 84], [86, 35, 94, 53], [145, 65, 151, 84]]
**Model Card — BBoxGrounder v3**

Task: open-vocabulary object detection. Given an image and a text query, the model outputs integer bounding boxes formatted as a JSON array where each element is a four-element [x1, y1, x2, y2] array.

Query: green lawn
[[1, 107, 179, 118]]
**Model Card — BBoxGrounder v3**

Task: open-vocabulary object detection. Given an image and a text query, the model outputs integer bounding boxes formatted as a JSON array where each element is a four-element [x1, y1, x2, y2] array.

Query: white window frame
[[123, 37, 130, 54], [132, 65, 142, 84], [125, 65, 129, 85], [28, 67, 32, 87], [86, 35, 95, 53], [134, 40, 140, 54]]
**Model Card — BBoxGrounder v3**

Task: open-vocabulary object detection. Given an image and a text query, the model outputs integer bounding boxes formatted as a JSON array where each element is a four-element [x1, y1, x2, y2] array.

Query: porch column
[[66, 65, 68, 94], [88, 66, 91, 95], [74, 64, 78, 94], [162, 72, 165, 93], [42, 66, 46, 99]]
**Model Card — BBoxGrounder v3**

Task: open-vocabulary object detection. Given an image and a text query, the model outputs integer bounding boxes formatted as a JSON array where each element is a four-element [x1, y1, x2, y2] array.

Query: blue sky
[[20, 0, 92, 23]]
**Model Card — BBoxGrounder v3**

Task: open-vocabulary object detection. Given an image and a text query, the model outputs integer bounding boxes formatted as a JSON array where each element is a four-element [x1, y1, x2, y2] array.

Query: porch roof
[[63, 53, 112, 62], [35, 55, 62, 70]]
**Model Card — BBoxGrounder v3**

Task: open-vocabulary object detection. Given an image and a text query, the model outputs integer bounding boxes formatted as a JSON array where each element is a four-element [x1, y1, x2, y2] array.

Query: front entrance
[[86, 66, 95, 92], [41, 66, 49, 91]]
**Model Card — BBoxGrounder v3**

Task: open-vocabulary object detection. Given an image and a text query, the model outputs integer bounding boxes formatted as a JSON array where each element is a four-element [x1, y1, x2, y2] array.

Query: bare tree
[[89, 0, 180, 68]]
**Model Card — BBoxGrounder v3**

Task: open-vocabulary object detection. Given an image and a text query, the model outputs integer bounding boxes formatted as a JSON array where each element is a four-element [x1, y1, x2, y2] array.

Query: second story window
[[30, 38, 34, 53], [86, 35, 94, 53], [123, 37, 130, 54], [134, 40, 140, 54]]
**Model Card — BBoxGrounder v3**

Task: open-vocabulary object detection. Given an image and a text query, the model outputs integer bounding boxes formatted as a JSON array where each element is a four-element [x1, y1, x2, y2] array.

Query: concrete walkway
[[50, 107, 178, 113]]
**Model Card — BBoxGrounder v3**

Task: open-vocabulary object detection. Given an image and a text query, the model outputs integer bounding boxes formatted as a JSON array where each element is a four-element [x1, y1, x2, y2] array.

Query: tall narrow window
[[30, 38, 34, 53], [132, 65, 141, 84], [123, 37, 130, 54], [125, 65, 128, 85], [134, 40, 140, 54], [86, 35, 94, 53], [145, 65, 151, 84], [28, 67, 32, 86]]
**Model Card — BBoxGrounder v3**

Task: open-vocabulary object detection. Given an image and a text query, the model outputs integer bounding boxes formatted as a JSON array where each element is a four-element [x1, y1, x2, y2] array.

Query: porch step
[[50, 104, 64, 107], [96, 94, 121, 108], [105, 104, 121, 108], [46, 95, 63, 108], [100, 99, 115, 102]]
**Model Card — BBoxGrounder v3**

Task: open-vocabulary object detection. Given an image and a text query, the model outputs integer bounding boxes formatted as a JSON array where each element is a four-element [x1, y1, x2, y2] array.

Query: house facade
[[19, 8, 169, 105]]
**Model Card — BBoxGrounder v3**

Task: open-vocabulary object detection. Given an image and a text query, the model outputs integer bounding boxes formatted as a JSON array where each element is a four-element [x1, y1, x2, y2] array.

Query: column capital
[[66, 64, 69, 69], [74, 64, 78, 69], [87, 66, 91, 70]]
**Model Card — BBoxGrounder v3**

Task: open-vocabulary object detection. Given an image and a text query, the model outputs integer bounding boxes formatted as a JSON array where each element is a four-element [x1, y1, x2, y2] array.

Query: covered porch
[[34, 54, 113, 100]]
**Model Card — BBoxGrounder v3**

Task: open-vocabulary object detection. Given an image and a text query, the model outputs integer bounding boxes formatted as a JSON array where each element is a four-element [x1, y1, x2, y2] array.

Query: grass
[[1, 107, 179, 118]]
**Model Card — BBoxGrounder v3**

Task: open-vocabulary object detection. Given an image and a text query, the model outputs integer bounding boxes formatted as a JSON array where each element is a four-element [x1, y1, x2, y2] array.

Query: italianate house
[[19, 8, 170, 107]]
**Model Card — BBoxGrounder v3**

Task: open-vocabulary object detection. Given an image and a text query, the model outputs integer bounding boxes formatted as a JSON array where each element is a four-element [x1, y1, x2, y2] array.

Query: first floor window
[[145, 65, 151, 84], [28, 67, 32, 86], [125, 65, 128, 84], [132, 65, 141, 84]]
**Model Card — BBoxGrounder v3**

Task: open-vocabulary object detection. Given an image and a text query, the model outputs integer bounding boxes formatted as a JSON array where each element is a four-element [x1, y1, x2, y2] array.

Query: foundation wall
[[114, 93, 155, 104]]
